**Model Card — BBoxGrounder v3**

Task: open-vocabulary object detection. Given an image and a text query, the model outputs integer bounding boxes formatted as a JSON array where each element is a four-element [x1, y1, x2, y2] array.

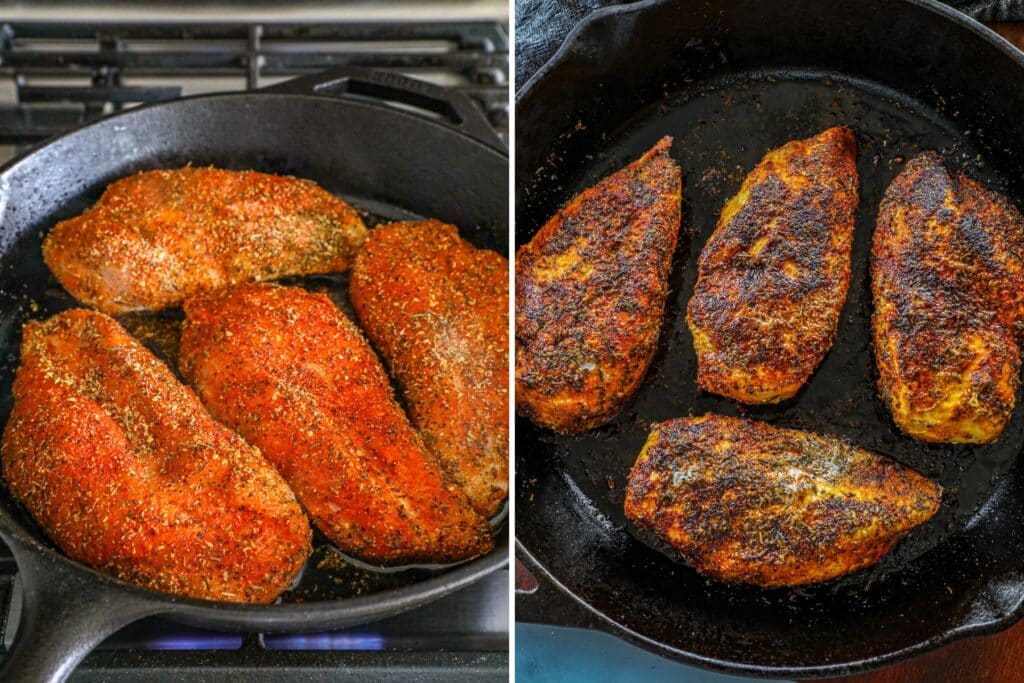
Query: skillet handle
[[263, 67, 506, 151], [0, 534, 159, 683]]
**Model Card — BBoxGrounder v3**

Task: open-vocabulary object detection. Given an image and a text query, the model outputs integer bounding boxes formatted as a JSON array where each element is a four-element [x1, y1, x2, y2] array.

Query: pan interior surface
[[516, 66, 1024, 673], [0, 93, 508, 613]]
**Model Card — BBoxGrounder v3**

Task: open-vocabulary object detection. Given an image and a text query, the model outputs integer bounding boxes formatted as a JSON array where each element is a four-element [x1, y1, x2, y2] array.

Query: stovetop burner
[[0, 16, 508, 682], [0, 554, 506, 680]]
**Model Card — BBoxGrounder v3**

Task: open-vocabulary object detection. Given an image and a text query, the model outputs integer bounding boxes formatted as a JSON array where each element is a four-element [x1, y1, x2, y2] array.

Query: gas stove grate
[[0, 21, 509, 148]]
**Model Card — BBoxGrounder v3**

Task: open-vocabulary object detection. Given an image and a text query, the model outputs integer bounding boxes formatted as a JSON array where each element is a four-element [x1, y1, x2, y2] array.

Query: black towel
[[516, 0, 1024, 90]]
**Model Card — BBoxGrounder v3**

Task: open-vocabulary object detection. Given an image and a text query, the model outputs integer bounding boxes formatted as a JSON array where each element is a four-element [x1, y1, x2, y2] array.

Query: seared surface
[[43, 167, 367, 314], [1, 309, 311, 603], [350, 220, 509, 518], [687, 127, 859, 403], [624, 414, 940, 587], [873, 152, 1024, 443], [180, 283, 493, 564], [516, 137, 681, 433]]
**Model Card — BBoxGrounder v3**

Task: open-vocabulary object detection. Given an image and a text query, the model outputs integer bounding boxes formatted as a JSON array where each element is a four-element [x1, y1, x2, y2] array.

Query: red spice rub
[[350, 220, 509, 518], [1, 309, 311, 603], [180, 283, 493, 564], [43, 167, 367, 314]]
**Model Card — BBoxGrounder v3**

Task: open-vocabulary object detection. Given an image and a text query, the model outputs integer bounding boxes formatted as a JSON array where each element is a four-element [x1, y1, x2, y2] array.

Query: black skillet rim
[[0, 85, 509, 627], [514, 0, 1024, 677]]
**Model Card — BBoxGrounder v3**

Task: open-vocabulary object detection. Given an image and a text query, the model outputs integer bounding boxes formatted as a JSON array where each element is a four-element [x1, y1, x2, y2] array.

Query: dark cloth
[[515, 0, 1024, 90], [947, 0, 1024, 21]]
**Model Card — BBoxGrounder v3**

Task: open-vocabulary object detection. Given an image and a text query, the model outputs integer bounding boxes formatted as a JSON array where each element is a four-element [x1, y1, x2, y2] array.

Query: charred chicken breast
[[625, 414, 940, 587], [1, 309, 311, 603], [350, 220, 509, 518], [180, 283, 493, 564], [43, 167, 367, 314], [687, 127, 859, 403], [516, 136, 682, 433], [872, 152, 1024, 443]]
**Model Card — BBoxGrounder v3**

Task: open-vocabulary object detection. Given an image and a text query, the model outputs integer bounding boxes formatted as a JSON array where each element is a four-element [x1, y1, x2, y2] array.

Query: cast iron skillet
[[0, 67, 508, 683], [515, 0, 1024, 677]]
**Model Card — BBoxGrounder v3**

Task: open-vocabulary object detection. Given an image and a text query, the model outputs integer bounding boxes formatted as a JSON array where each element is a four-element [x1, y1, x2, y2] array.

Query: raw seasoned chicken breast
[[180, 283, 493, 564], [43, 167, 367, 314], [1, 309, 311, 603], [350, 220, 509, 518]]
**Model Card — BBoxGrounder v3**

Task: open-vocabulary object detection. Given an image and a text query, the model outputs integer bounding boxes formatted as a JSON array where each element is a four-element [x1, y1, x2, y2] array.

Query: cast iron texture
[[0, 67, 509, 683], [515, 0, 1024, 678]]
